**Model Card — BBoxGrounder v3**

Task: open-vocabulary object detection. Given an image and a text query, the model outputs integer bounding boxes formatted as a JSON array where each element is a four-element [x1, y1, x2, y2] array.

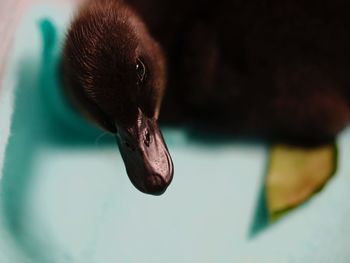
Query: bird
[[62, 0, 350, 195]]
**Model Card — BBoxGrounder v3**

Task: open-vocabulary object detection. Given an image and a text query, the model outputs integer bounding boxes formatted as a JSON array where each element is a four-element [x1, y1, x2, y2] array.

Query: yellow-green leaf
[[266, 143, 337, 222]]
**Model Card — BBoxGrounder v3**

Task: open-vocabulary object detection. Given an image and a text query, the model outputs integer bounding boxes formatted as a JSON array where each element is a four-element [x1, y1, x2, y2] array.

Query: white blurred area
[[0, 0, 84, 81]]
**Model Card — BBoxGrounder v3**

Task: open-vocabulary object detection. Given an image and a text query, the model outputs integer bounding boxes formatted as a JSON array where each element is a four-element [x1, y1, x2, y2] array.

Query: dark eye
[[136, 58, 146, 84]]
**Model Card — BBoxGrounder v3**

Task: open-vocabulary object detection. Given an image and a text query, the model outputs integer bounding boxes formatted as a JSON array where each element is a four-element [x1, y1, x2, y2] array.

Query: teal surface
[[1, 5, 350, 263]]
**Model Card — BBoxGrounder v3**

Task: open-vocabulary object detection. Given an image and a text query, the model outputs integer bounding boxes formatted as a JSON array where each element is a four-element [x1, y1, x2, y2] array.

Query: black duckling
[[62, 0, 172, 195], [62, 0, 350, 195]]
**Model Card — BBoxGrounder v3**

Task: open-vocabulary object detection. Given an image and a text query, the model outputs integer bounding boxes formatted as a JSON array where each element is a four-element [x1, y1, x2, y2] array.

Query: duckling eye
[[136, 58, 146, 84]]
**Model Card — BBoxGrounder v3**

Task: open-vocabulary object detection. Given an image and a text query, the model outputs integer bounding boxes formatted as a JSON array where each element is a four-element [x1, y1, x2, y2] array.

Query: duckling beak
[[116, 109, 173, 195]]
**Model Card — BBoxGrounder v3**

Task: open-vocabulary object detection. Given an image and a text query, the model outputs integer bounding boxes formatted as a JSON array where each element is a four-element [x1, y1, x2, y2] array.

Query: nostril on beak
[[145, 175, 167, 195], [144, 129, 151, 147]]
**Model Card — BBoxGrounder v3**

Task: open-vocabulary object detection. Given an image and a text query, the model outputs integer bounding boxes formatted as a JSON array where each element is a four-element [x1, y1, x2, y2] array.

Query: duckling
[[62, 0, 350, 195], [62, 0, 172, 195]]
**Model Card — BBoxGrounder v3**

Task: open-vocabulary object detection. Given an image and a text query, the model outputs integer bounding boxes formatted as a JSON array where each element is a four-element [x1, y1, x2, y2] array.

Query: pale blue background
[[0, 5, 350, 263]]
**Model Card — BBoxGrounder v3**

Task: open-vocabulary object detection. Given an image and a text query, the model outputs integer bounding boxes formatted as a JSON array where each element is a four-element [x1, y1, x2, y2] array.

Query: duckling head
[[62, 0, 173, 195]]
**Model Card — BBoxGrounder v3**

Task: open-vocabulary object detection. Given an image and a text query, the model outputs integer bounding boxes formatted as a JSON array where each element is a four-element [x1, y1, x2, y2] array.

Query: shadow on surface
[[1, 18, 114, 263], [248, 170, 269, 239]]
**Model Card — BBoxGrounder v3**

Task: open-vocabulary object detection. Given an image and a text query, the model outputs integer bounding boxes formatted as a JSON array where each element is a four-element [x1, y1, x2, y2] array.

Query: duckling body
[[189, 1, 350, 144], [130, 0, 350, 144], [63, 0, 350, 194]]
